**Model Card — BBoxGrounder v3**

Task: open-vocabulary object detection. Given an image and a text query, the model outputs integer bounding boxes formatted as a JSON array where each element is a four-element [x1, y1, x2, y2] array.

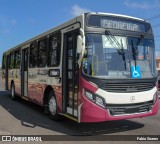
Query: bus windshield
[[82, 33, 156, 79]]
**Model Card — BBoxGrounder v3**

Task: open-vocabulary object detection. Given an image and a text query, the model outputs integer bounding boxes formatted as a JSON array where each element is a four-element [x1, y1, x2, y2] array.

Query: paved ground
[[0, 78, 160, 144]]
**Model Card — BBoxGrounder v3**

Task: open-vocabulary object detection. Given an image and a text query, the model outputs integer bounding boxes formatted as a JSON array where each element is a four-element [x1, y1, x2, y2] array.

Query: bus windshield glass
[[82, 33, 156, 79]]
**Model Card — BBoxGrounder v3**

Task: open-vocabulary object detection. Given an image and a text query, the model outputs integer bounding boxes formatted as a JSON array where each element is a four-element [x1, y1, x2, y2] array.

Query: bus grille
[[106, 101, 153, 116], [100, 82, 155, 93]]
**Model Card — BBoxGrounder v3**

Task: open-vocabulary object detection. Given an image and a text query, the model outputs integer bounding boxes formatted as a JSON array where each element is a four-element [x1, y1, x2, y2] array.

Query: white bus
[[2, 12, 158, 123]]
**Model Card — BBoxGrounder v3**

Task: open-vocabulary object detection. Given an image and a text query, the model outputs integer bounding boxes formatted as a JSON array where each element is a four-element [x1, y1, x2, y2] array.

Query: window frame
[[9, 52, 15, 69], [29, 42, 37, 68], [37, 37, 48, 68], [14, 49, 21, 69], [47, 31, 61, 67]]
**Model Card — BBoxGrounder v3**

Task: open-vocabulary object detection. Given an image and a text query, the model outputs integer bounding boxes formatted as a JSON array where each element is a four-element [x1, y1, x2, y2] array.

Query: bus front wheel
[[47, 91, 61, 121]]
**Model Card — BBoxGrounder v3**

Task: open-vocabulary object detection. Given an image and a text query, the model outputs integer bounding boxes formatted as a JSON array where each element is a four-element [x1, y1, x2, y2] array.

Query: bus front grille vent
[[106, 101, 153, 116], [100, 82, 155, 93]]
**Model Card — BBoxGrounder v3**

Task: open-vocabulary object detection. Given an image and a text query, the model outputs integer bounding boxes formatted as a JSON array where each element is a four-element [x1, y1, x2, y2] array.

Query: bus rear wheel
[[11, 83, 17, 100], [47, 91, 61, 121]]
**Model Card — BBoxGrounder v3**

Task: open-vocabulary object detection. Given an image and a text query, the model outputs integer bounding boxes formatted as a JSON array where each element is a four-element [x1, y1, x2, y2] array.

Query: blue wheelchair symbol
[[131, 66, 141, 78]]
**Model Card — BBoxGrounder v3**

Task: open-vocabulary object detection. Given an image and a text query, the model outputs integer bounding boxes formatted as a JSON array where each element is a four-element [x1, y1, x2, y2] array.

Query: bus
[[1, 12, 159, 123]]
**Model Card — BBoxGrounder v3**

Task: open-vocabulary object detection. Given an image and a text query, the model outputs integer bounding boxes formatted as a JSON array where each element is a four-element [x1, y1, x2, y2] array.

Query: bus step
[[67, 107, 78, 117], [21, 96, 29, 101], [62, 114, 78, 122]]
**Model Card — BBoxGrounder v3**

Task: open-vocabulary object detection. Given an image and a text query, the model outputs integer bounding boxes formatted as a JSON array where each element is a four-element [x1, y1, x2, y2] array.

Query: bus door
[[6, 54, 10, 90], [62, 30, 79, 118], [21, 48, 28, 97]]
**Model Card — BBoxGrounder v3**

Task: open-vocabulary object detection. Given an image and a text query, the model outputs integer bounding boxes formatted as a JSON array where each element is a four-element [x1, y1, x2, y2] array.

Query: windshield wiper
[[131, 35, 144, 69], [135, 35, 144, 49], [131, 40, 137, 68], [105, 30, 126, 70], [105, 30, 124, 55]]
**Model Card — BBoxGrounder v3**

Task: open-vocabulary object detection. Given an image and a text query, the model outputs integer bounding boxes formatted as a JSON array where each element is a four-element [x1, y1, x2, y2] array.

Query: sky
[[0, 0, 160, 66]]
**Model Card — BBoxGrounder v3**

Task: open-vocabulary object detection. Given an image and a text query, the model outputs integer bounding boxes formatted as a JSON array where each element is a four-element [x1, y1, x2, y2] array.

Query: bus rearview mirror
[[77, 35, 83, 53], [77, 35, 85, 68]]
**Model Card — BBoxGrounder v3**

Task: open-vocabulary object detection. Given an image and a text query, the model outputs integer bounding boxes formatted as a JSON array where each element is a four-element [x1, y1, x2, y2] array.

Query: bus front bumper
[[80, 96, 159, 123]]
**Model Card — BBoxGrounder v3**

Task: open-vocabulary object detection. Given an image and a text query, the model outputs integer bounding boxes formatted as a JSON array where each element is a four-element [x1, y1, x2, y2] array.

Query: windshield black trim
[[82, 72, 157, 88]]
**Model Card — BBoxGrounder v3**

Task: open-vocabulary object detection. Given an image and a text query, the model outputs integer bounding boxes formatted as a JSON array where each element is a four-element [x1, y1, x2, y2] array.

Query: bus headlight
[[84, 90, 94, 101], [153, 92, 158, 104], [83, 89, 105, 108], [95, 96, 105, 108]]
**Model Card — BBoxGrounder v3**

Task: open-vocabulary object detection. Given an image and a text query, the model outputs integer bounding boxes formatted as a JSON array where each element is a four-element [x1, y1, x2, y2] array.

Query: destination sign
[[87, 15, 152, 33], [101, 19, 139, 31]]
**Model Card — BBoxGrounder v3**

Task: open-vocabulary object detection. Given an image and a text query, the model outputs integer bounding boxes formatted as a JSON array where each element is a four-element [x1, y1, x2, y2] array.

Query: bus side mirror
[[77, 28, 85, 68], [77, 28, 85, 54], [77, 35, 83, 53]]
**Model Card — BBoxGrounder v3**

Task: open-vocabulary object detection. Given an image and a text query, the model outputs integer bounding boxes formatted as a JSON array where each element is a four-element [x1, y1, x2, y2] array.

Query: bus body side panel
[[8, 69, 13, 90], [27, 67, 62, 111], [32, 84, 46, 105], [14, 69, 21, 95], [28, 83, 46, 106], [28, 68, 45, 105]]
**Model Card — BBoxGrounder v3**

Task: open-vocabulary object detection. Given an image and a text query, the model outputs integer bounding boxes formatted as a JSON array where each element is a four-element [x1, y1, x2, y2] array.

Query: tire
[[11, 83, 17, 100], [47, 91, 61, 121]]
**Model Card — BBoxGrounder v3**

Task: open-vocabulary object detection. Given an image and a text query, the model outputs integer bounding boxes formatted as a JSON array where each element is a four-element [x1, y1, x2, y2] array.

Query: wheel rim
[[11, 86, 14, 98], [49, 96, 57, 115]]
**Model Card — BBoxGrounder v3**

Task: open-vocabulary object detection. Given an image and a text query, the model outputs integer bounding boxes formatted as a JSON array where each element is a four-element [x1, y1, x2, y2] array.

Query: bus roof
[[3, 15, 80, 54], [3, 12, 148, 55], [88, 12, 146, 22]]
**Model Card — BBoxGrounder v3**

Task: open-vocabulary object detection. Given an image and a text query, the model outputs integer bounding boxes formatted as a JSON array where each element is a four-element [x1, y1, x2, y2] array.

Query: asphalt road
[[0, 77, 160, 144]]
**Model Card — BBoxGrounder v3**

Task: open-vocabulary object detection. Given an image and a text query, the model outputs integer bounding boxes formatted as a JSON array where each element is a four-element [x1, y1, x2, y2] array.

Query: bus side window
[[37, 39, 47, 67], [29, 43, 37, 68], [15, 50, 21, 69], [48, 32, 61, 66], [9, 52, 15, 69]]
